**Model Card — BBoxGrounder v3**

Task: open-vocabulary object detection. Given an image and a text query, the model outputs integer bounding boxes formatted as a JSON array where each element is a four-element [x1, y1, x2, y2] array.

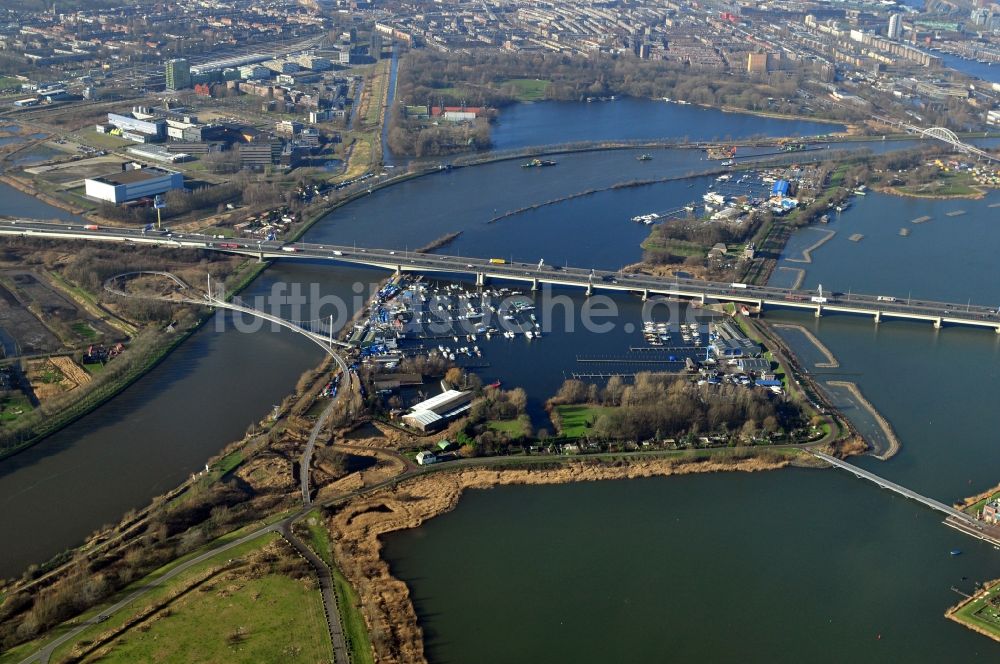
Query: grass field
[[951, 579, 1000, 640], [27, 531, 286, 664], [84, 570, 329, 663], [896, 171, 979, 197], [502, 78, 549, 102], [73, 131, 131, 151], [488, 416, 531, 439], [339, 133, 375, 181], [555, 404, 617, 438], [640, 236, 707, 258], [32, 526, 335, 664]]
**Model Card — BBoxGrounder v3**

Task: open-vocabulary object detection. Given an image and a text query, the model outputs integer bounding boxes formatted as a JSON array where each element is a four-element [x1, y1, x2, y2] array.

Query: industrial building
[[402, 389, 474, 432], [84, 166, 184, 204], [105, 108, 167, 142]]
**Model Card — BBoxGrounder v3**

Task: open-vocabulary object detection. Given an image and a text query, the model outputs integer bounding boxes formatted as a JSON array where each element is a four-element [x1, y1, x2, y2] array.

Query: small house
[[415, 451, 438, 465]]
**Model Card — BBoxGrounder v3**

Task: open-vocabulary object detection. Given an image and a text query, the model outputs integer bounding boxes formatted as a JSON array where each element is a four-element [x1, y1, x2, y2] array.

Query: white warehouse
[[84, 167, 184, 204]]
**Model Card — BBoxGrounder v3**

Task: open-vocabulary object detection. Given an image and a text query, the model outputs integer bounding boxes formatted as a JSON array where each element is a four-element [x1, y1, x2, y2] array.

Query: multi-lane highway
[[3, 218, 1000, 332]]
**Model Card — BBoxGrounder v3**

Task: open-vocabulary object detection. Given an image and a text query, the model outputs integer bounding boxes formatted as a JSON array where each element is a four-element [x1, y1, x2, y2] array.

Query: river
[[1, 105, 998, 657]]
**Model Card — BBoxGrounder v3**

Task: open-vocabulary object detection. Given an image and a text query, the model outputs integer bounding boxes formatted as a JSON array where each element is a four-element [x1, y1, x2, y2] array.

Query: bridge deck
[[810, 451, 970, 521], [5, 220, 1000, 333]]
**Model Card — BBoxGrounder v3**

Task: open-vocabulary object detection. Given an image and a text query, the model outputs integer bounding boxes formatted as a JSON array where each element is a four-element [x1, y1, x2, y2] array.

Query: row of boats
[[642, 321, 702, 346]]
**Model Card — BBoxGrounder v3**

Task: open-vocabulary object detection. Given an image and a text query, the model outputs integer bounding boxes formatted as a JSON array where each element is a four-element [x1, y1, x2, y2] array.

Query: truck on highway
[[876, 295, 896, 302], [730, 282, 748, 289], [332, 250, 343, 256], [281, 246, 299, 252], [84, 224, 100, 231], [218, 242, 239, 249], [810, 296, 828, 304], [489, 258, 507, 264]]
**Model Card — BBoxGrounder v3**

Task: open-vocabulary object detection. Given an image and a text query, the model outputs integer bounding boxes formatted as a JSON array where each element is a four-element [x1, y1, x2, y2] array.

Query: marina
[[350, 276, 544, 372]]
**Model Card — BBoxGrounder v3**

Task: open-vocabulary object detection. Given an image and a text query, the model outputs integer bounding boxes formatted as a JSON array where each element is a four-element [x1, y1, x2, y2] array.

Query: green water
[[384, 470, 1000, 662], [379, 178, 1000, 662]]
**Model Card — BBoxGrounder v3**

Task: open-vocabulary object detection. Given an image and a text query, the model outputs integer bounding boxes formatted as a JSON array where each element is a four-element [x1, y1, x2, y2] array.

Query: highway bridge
[[6, 218, 1000, 333]]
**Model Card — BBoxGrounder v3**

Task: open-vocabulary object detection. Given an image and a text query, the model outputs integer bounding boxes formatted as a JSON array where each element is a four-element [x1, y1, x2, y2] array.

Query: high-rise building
[[747, 52, 768, 74], [887, 13, 902, 40], [165, 58, 191, 91]]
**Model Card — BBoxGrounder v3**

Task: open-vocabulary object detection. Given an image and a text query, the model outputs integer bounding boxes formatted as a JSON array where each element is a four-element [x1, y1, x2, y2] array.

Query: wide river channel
[[1, 101, 998, 660]]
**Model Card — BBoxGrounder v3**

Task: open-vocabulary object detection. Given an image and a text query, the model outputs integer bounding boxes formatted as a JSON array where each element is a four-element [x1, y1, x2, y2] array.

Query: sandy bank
[[328, 455, 790, 663], [772, 323, 839, 368]]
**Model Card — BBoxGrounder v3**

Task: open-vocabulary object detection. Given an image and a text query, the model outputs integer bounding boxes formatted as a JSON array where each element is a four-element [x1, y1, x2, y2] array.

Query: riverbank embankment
[[328, 452, 793, 664], [826, 380, 900, 460], [785, 228, 836, 264], [771, 323, 840, 368]]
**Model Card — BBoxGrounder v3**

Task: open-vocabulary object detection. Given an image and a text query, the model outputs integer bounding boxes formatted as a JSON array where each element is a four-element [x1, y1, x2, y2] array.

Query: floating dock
[[946, 210, 966, 217], [848, 233, 864, 242], [899, 228, 911, 237], [911, 215, 932, 224]]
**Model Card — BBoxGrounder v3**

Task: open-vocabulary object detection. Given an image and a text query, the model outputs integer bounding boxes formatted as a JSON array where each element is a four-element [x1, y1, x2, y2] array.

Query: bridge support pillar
[[476, 272, 485, 286], [642, 288, 649, 302], [814, 305, 822, 318], [585, 282, 593, 297], [257, 251, 264, 263], [933, 317, 942, 329], [396, 265, 403, 275], [995, 326, 1000, 334], [757, 299, 764, 314], [531, 277, 538, 291], [699, 293, 706, 305], [874, 310, 881, 324]]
